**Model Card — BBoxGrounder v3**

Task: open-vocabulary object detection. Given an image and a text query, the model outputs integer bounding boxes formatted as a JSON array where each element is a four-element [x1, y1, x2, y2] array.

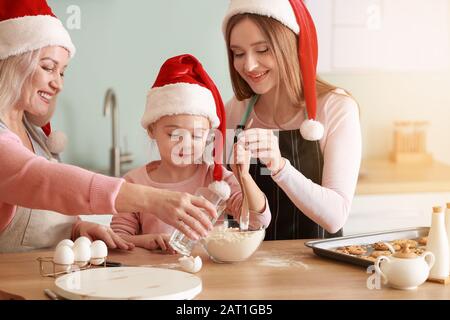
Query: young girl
[[111, 54, 271, 252], [222, 0, 362, 240]]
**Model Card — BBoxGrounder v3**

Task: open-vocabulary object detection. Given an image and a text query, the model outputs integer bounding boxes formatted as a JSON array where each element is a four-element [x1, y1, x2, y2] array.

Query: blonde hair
[[0, 50, 40, 116], [226, 14, 347, 122]]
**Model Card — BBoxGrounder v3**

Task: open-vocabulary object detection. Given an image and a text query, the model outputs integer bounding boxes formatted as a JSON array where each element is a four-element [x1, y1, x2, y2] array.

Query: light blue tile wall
[[48, 0, 231, 172]]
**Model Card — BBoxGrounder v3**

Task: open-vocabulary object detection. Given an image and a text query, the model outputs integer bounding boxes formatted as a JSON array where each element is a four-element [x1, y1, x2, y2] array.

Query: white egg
[[56, 239, 74, 250], [90, 240, 108, 265], [178, 256, 202, 273], [73, 236, 91, 248], [53, 245, 74, 266], [73, 242, 91, 267]]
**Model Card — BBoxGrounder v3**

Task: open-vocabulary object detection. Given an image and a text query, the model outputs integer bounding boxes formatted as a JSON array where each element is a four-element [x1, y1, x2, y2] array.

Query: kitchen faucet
[[103, 88, 133, 177]]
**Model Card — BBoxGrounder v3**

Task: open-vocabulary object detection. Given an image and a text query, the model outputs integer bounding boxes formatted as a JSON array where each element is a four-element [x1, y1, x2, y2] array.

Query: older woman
[[0, 0, 216, 252]]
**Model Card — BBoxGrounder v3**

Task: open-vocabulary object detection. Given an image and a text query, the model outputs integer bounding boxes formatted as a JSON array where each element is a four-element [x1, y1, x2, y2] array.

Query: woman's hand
[[149, 189, 217, 240], [115, 183, 218, 241], [237, 128, 286, 175], [77, 221, 135, 250]]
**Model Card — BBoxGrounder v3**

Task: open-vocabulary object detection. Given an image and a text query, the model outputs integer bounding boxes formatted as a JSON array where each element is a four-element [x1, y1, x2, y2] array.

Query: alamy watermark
[[164, 123, 281, 176], [65, 5, 81, 30], [366, 265, 385, 290]]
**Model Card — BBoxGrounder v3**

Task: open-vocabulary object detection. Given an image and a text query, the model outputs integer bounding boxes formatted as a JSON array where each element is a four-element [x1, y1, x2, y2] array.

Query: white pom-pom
[[208, 181, 231, 201], [46, 131, 67, 154], [300, 119, 324, 141]]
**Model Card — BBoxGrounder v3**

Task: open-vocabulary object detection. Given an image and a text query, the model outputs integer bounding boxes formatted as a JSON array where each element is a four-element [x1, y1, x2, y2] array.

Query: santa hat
[[222, 0, 324, 141], [0, 0, 75, 59], [0, 0, 74, 153], [41, 122, 67, 154], [142, 54, 231, 197]]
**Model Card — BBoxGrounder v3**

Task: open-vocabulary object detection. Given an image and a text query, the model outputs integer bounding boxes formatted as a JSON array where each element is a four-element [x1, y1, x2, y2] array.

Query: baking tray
[[305, 227, 429, 268]]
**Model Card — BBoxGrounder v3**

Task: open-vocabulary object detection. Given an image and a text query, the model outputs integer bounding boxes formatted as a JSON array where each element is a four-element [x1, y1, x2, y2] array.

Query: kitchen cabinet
[[305, 0, 449, 72], [345, 159, 450, 235]]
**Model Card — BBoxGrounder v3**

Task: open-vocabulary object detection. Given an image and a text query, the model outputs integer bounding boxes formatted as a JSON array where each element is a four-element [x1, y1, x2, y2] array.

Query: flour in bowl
[[202, 227, 265, 262]]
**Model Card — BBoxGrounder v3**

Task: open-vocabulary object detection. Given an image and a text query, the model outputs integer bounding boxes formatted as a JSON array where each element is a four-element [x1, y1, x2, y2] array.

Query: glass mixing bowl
[[201, 219, 265, 263]]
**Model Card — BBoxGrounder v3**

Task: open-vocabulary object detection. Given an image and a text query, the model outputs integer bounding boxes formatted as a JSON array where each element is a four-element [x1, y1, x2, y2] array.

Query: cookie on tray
[[372, 242, 391, 251], [370, 250, 392, 258], [418, 236, 428, 245], [346, 245, 367, 256], [335, 247, 349, 255], [414, 247, 426, 255], [334, 245, 366, 256], [392, 239, 418, 248], [360, 255, 377, 262]]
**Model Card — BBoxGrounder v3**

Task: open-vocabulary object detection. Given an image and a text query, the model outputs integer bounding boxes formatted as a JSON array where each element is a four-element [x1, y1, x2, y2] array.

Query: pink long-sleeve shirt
[[225, 89, 362, 233], [110, 161, 271, 236], [0, 130, 125, 233]]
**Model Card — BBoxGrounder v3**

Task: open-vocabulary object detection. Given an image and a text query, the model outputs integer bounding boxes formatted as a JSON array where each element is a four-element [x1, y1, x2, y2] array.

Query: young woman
[[0, 0, 216, 252], [222, 0, 362, 239]]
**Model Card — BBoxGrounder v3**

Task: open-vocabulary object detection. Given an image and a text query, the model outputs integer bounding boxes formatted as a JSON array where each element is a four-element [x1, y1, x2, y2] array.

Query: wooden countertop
[[1, 240, 450, 300], [356, 158, 450, 195]]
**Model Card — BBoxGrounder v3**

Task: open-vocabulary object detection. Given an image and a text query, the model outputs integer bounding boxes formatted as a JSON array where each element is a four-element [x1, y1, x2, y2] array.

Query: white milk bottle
[[427, 206, 450, 279], [445, 203, 450, 268]]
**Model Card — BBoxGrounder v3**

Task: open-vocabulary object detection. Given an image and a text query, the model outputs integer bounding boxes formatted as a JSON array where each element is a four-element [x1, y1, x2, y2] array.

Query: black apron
[[231, 96, 343, 240]]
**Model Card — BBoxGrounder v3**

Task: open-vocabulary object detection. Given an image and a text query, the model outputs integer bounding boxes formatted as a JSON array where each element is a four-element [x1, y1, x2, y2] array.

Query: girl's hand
[[141, 234, 176, 254], [77, 221, 135, 250], [237, 128, 286, 175], [230, 142, 252, 179]]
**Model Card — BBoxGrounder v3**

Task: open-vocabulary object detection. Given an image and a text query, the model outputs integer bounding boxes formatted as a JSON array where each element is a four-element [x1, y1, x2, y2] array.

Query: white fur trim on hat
[[222, 0, 299, 36], [0, 15, 75, 60], [141, 83, 220, 129], [208, 180, 231, 201], [300, 119, 324, 141]]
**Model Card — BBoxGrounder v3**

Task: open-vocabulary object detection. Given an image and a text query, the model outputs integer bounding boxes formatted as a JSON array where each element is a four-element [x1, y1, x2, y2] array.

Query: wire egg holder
[[37, 256, 107, 278]]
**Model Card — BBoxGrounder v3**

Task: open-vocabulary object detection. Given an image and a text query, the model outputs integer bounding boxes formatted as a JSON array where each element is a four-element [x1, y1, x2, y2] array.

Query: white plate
[[54, 267, 201, 300]]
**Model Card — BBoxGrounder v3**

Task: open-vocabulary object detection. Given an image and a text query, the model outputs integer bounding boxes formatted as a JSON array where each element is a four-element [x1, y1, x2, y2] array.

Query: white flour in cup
[[202, 227, 265, 262]]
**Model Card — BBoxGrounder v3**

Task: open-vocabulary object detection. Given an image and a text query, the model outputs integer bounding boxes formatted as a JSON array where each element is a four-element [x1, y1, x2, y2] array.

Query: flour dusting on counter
[[256, 255, 310, 270], [140, 263, 180, 269]]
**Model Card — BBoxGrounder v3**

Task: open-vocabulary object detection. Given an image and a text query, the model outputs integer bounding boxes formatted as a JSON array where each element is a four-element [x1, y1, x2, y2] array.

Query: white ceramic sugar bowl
[[375, 243, 435, 290]]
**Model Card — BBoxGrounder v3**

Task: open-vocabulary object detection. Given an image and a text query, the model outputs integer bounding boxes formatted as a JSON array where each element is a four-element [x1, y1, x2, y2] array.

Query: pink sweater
[[110, 161, 271, 236], [0, 130, 125, 233], [225, 90, 362, 233]]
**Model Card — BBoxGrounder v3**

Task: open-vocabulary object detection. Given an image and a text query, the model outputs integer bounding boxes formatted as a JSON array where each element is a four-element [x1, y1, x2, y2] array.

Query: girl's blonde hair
[[0, 50, 40, 116], [225, 14, 348, 122]]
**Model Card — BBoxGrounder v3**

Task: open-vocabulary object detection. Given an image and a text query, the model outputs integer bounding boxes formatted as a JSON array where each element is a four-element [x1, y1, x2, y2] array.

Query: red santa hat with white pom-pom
[[222, 0, 324, 141], [0, 0, 75, 153], [141, 54, 231, 199], [41, 122, 67, 154]]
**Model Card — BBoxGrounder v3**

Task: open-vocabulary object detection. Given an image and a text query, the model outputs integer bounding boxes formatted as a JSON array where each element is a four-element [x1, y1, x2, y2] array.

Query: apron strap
[[227, 95, 259, 164], [23, 117, 54, 161], [239, 95, 259, 127], [0, 117, 53, 161]]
